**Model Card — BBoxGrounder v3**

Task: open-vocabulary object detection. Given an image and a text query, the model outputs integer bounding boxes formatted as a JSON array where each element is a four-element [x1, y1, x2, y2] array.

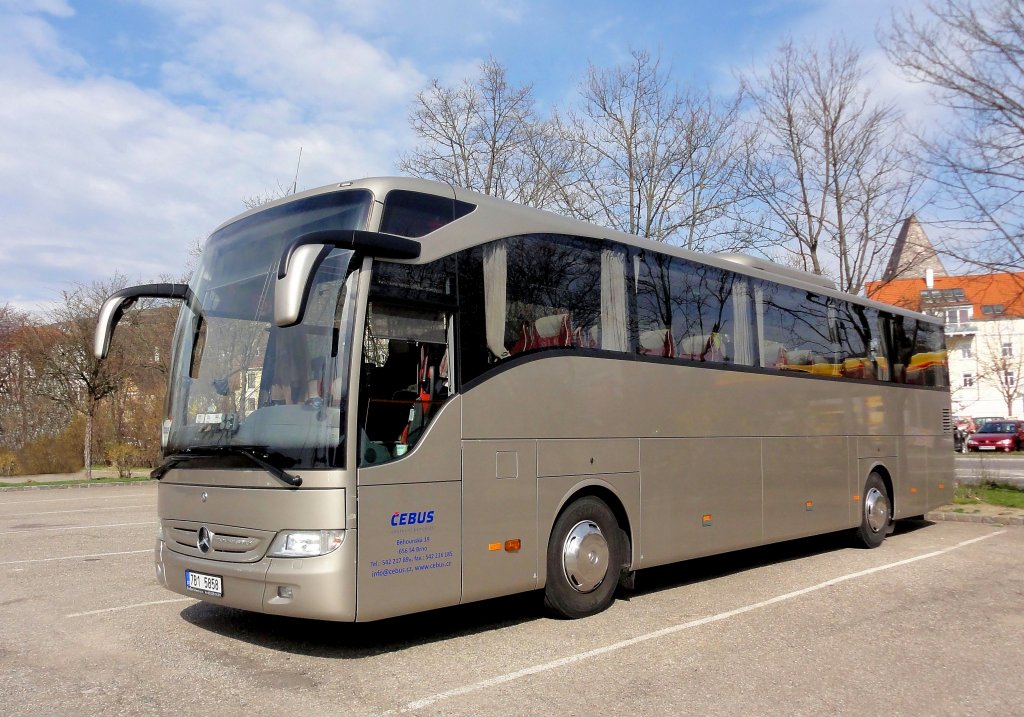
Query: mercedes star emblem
[[197, 526, 213, 554]]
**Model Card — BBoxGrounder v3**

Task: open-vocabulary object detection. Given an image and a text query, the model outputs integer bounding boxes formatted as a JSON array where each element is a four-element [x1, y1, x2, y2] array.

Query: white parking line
[[0, 505, 155, 518], [66, 598, 195, 618], [398, 531, 1006, 714], [0, 521, 155, 534], [0, 549, 151, 566]]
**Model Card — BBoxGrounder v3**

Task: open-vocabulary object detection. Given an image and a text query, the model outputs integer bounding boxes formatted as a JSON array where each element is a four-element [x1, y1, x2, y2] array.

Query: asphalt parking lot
[[1, 483, 1021, 717]]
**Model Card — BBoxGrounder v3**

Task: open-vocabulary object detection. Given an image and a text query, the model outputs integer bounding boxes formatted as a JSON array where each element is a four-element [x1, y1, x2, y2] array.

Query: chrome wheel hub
[[864, 486, 890, 534], [561, 520, 609, 593]]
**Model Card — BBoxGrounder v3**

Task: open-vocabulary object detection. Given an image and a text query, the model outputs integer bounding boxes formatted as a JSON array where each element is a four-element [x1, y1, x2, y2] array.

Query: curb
[[926, 511, 1024, 526], [0, 479, 156, 493]]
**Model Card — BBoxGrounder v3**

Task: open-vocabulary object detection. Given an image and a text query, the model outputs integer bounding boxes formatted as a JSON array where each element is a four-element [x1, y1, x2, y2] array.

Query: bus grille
[[941, 408, 953, 433], [163, 519, 275, 563]]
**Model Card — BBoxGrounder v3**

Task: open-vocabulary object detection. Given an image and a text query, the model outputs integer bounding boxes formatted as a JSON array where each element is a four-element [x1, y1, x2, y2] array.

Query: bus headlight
[[267, 530, 345, 558]]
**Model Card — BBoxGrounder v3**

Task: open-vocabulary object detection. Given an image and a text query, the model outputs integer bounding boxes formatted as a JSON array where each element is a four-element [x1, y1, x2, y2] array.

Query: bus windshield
[[164, 190, 371, 469]]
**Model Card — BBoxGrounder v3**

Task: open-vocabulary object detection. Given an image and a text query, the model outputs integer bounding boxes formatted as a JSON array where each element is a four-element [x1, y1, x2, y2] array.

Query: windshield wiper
[[232, 447, 303, 487], [150, 447, 302, 487], [151, 453, 200, 480]]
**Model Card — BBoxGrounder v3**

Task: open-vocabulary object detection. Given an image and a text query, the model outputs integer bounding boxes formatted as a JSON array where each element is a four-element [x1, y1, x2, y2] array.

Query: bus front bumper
[[155, 531, 358, 622]]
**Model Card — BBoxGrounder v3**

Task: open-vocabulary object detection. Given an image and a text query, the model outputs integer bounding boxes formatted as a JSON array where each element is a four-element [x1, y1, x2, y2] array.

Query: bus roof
[[211, 176, 941, 325]]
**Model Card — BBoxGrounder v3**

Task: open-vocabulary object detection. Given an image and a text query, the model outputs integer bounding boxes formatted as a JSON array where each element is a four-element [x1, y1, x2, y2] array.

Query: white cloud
[[479, 0, 527, 24], [0, 1, 425, 312], [159, 3, 424, 115], [0, 9, 84, 73], [0, 0, 73, 16]]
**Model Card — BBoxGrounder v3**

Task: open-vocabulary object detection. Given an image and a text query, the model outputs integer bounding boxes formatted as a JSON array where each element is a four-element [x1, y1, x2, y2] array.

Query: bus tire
[[544, 496, 623, 619], [855, 473, 892, 549]]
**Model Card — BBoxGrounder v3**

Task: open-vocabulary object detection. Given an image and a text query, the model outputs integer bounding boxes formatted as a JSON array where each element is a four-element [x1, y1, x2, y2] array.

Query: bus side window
[[359, 303, 452, 465], [835, 303, 878, 381], [379, 190, 475, 238], [758, 283, 834, 373], [503, 235, 601, 356]]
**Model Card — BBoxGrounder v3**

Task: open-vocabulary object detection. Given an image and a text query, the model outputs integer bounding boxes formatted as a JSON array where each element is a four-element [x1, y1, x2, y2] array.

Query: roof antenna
[[291, 147, 303, 195]]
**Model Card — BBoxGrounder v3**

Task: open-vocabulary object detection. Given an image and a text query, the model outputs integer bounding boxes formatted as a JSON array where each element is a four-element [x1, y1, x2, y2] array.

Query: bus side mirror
[[274, 230, 421, 328], [274, 243, 333, 328], [94, 283, 194, 359]]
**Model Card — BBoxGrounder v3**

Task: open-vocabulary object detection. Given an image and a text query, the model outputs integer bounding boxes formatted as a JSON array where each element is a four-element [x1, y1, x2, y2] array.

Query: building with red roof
[[867, 268, 1024, 421]]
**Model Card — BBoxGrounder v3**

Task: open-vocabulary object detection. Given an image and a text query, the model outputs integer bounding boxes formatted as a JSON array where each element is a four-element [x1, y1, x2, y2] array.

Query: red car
[[966, 420, 1024, 452]]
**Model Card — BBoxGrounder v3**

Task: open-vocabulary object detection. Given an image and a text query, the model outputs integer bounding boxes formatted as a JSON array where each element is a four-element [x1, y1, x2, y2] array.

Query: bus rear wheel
[[855, 473, 892, 549], [544, 496, 624, 619]]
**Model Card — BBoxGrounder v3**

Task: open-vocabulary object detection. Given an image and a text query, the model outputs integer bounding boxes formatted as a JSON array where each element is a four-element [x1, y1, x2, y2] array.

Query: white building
[[867, 217, 1024, 420]]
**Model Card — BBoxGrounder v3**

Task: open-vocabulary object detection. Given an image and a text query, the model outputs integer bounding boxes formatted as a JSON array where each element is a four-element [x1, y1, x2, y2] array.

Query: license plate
[[979, 446, 997, 451], [185, 570, 223, 597]]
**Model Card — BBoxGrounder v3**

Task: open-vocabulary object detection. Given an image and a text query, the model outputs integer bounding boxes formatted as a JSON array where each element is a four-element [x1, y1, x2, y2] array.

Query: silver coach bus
[[94, 177, 953, 621]]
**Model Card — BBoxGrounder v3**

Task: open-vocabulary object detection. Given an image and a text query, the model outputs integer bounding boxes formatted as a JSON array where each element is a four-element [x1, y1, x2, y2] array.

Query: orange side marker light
[[504, 539, 521, 552], [488, 542, 502, 552]]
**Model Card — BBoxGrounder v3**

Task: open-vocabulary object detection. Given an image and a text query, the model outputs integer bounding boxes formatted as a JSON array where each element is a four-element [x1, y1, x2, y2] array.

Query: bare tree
[[742, 38, 923, 294], [883, 0, 1024, 272], [0, 303, 23, 400], [557, 50, 757, 251], [0, 304, 34, 450], [401, 58, 559, 205], [24, 277, 155, 478]]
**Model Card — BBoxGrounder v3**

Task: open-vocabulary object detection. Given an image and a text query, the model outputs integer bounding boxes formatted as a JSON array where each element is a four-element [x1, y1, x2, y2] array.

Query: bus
[[94, 177, 954, 621]]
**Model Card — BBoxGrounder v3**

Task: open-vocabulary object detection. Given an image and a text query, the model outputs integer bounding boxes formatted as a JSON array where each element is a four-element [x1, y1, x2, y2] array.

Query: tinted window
[[453, 237, 946, 390], [379, 190, 475, 238], [505, 235, 602, 354], [757, 283, 835, 374], [456, 247, 489, 385], [910, 318, 949, 387], [834, 302, 879, 380], [455, 234, 630, 385], [634, 253, 746, 364], [371, 256, 456, 306]]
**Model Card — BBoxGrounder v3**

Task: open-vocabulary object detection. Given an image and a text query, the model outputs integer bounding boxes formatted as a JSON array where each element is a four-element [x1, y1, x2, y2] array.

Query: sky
[[0, 0, 935, 313]]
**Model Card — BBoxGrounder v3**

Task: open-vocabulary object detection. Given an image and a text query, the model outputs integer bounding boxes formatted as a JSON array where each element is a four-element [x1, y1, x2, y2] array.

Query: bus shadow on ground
[[179, 591, 543, 659], [180, 519, 935, 658], [627, 519, 933, 598]]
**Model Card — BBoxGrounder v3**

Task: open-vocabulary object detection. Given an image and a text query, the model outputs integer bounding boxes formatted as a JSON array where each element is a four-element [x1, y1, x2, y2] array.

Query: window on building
[[982, 304, 1005, 315], [963, 373, 974, 387], [962, 343, 973, 358], [943, 306, 972, 324], [919, 288, 966, 306], [1002, 341, 1013, 357], [1005, 370, 1016, 387]]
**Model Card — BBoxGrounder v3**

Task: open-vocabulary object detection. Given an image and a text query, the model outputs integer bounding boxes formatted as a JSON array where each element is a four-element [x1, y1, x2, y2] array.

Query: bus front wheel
[[855, 473, 892, 549], [544, 496, 624, 619]]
